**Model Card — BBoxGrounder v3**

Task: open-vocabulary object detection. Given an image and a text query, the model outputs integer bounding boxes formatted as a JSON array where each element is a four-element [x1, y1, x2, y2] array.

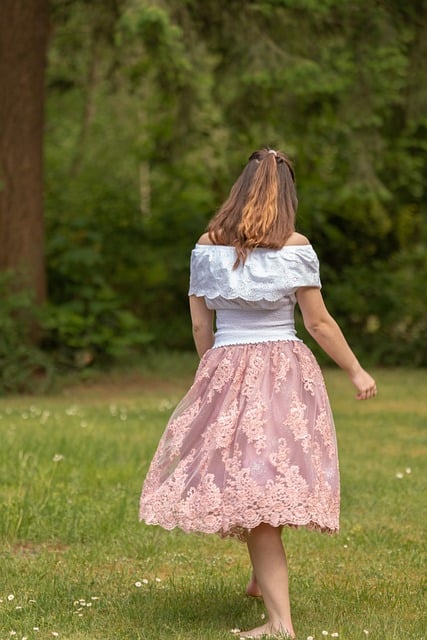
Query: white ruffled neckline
[[189, 241, 321, 303]]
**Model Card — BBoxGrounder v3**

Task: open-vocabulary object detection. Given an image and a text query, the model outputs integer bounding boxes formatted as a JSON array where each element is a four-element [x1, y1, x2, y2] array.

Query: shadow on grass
[[123, 576, 263, 638]]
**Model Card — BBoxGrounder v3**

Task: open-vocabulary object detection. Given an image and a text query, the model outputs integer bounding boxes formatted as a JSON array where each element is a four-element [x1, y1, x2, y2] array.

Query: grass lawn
[[0, 355, 426, 640]]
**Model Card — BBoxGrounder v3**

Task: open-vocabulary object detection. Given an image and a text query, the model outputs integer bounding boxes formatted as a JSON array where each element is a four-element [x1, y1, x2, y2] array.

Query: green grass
[[0, 361, 426, 640]]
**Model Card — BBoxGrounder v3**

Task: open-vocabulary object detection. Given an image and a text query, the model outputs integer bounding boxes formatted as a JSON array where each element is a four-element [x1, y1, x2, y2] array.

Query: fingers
[[350, 368, 377, 401], [356, 384, 377, 400]]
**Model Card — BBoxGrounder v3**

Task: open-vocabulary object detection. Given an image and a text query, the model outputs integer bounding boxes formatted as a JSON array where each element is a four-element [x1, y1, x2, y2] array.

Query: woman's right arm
[[189, 295, 215, 358], [296, 287, 377, 400]]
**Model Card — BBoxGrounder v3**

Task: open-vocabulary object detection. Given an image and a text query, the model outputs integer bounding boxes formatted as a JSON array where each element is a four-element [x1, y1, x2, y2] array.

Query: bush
[[41, 285, 153, 369], [323, 246, 427, 366], [0, 266, 153, 395], [0, 273, 54, 395]]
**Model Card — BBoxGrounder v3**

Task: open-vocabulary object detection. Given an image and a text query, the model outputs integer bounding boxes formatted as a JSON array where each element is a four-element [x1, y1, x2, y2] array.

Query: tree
[[38, 0, 427, 363], [0, 0, 49, 304]]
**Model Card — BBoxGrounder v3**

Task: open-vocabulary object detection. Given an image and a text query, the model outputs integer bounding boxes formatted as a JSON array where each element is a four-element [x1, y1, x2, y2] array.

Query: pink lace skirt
[[139, 341, 339, 540]]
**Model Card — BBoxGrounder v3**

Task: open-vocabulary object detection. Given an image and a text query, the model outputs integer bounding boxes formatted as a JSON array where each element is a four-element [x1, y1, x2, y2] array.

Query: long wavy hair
[[208, 148, 297, 265]]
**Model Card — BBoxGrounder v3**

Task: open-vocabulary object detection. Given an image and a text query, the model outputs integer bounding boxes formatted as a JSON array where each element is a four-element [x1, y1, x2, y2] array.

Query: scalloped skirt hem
[[140, 517, 339, 542]]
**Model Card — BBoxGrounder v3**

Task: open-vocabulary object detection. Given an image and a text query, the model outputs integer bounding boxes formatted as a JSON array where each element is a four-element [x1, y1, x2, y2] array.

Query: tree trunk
[[0, 0, 49, 304]]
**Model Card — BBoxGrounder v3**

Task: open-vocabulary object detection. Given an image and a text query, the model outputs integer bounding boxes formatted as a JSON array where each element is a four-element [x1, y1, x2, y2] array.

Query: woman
[[139, 148, 376, 639]]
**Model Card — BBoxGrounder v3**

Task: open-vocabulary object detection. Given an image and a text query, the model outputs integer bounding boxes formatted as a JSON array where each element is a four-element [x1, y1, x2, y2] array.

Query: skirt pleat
[[139, 340, 340, 540]]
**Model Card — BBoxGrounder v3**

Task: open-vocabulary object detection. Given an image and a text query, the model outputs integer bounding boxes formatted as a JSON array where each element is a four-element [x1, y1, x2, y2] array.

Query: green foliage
[[0, 273, 53, 395], [43, 227, 153, 367], [322, 246, 427, 366], [42, 292, 152, 368], [40, 0, 427, 365], [0, 262, 151, 391]]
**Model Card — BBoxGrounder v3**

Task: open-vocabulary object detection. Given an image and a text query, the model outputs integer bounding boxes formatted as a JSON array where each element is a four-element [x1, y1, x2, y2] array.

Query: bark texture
[[0, 0, 49, 303]]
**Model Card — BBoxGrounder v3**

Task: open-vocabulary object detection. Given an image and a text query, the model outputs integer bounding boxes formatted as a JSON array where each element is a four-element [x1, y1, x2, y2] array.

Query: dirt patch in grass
[[61, 372, 192, 401], [9, 541, 70, 556]]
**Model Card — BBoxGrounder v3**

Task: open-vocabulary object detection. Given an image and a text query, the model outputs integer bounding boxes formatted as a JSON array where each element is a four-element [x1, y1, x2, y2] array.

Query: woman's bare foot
[[246, 572, 262, 598], [238, 621, 294, 638]]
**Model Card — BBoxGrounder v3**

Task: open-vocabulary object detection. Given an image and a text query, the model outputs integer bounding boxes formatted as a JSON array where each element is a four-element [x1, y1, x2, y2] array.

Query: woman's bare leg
[[246, 571, 262, 597], [240, 523, 295, 639], [246, 526, 282, 598]]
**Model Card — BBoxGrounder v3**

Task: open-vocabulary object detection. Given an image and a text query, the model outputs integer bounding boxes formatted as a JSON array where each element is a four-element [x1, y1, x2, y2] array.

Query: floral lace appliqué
[[140, 340, 339, 540], [314, 408, 335, 459], [240, 393, 267, 454], [292, 342, 324, 396], [284, 391, 311, 453], [272, 344, 291, 393], [206, 354, 236, 403]]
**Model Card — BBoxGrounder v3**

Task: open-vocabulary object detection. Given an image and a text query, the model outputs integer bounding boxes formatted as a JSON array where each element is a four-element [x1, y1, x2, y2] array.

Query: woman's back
[[189, 237, 321, 348]]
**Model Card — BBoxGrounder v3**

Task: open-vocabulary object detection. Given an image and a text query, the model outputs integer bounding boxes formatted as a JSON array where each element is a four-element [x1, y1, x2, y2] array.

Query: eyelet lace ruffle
[[188, 244, 321, 302]]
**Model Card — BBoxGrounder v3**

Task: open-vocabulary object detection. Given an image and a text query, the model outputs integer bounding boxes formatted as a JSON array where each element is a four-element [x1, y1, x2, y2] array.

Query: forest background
[[1, 0, 427, 393]]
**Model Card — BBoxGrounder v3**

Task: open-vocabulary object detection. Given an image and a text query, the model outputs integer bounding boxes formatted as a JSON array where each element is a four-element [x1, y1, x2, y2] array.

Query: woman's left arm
[[189, 295, 214, 358]]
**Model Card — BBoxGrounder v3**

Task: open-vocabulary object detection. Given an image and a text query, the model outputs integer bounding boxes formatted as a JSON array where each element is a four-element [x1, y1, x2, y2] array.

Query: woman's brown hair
[[208, 148, 297, 265]]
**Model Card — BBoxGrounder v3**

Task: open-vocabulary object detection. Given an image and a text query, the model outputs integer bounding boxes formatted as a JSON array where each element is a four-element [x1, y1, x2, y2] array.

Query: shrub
[[0, 273, 54, 395], [41, 286, 153, 369]]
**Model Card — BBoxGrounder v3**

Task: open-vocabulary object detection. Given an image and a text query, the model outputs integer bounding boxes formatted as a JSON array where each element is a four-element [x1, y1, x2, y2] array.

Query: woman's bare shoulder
[[197, 232, 214, 245], [197, 231, 310, 247], [284, 232, 310, 246]]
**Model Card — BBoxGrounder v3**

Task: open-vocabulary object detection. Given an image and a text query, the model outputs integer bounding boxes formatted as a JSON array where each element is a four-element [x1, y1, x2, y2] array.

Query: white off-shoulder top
[[188, 244, 321, 348]]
